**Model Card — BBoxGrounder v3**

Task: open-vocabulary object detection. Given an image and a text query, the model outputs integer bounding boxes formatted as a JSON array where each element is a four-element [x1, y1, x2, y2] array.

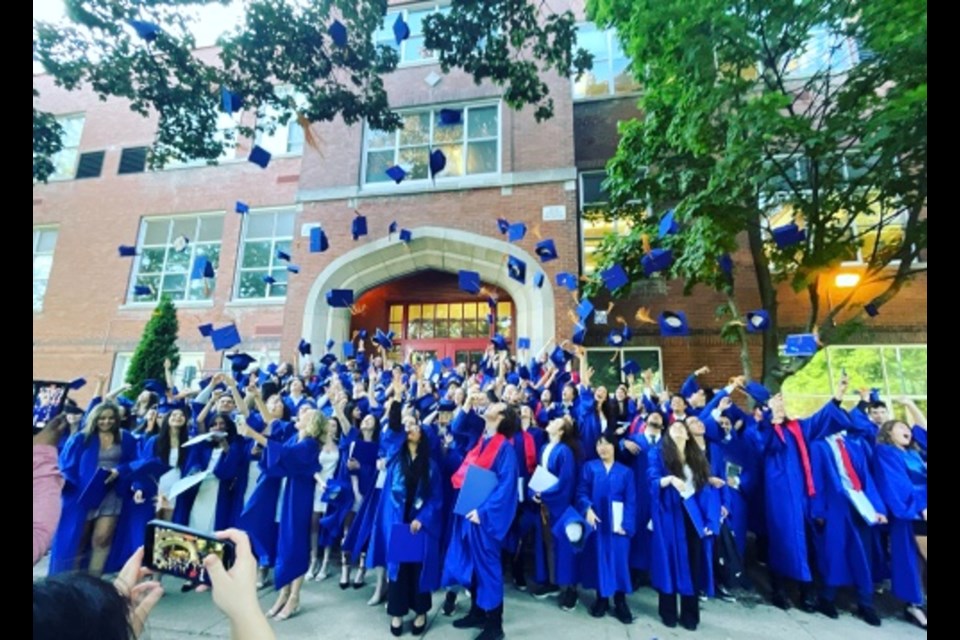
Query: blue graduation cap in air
[[642, 248, 674, 276], [128, 19, 161, 42], [746, 310, 770, 333], [865, 301, 879, 317], [328, 20, 348, 47], [388, 221, 398, 235], [310, 227, 329, 253], [556, 272, 578, 291], [399, 229, 413, 243], [352, 214, 368, 241], [118, 245, 137, 257], [235, 201, 249, 214], [784, 333, 818, 357], [220, 86, 243, 115], [533, 272, 545, 289], [439, 109, 463, 126], [343, 342, 356, 359], [190, 256, 215, 280], [286, 264, 300, 274], [601, 264, 630, 292], [658, 209, 680, 238], [373, 328, 394, 350], [491, 334, 508, 351], [459, 270, 482, 295], [606, 328, 626, 347], [571, 324, 587, 345], [869, 388, 882, 404], [68, 377, 87, 391], [298, 339, 311, 356], [392, 13, 410, 45], [621, 324, 633, 342], [429, 149, 446, 178], [326, 289, 354, 308], [262, 275, 276, 285], [549, 345, 572, 369], [508, 223, 527, 243], [198, 323, 214, 337], [385, 165, 407, 184], [535, 239, 558, 262], [133, 284, 153, 297], [226, 352, 257, 373], [320, 353, 338, 367], [576, 297, 594, 322], [248, 145, 271, 169], [496, 218, 510, 234], [325, 338, 336, 352], [276, 248, 291, 262], [772, 223, 806, 249], [718, 253, 734, 278], [744, 381, 771, 406], [507, 256, 526, 284], [658, 311, 689, 337], [622, 360, 641, 376], [517, 338, 531, 350], [211, 324, 242, 351]]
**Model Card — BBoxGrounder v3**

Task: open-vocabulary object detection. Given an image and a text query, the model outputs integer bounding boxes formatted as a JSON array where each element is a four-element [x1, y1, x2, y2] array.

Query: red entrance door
[[404, 339, 491, 368]]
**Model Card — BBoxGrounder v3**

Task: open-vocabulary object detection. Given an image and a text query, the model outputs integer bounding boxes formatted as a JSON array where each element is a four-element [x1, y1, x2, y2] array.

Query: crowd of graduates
[[35, 331, 928, 638]]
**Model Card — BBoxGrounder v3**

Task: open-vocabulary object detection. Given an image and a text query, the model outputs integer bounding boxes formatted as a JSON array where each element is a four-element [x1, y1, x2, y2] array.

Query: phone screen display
[[145, 521, 234, 585]]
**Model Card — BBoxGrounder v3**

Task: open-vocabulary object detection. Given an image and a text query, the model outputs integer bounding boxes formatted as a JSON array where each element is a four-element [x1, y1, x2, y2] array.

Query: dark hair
[[400, 433, 432, 502], [562, 383, 579, 399], [156, 410, 189, 473], [210, 412, 238, 443], [497, 404, 521, 439], [869, 401, 888, 411], [555, 416, 583, 462], [877, 419, 920, 451], [34, 572, 135, 640], [661, 423, 711, 490]]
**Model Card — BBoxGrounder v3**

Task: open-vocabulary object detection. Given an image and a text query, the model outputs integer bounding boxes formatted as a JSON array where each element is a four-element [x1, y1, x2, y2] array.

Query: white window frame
[[361, 101, 501, 186], [578, 170, 642, 276], [572, 23, 640, 101], [163, 112, 239, 170], [254, 86, 306, 157], [376, 2, 450, 67], [111, 351, 207, 392], [33, 226, 59, 312], [128, 212, 225, 305], [233, 207, 297, 302], [48, 113, 85, 181]]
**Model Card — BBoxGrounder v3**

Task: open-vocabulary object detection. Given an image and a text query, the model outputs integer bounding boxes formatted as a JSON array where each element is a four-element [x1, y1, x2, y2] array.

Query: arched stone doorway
[[302, 226, 556, 352]]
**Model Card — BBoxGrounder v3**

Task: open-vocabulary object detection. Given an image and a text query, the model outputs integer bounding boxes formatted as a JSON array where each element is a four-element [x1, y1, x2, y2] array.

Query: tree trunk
[[746, 214, 781, 392], [724, 294, 752, 380]]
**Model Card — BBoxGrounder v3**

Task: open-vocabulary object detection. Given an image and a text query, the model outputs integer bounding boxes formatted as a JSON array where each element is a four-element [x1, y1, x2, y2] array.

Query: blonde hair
[[83, 401, 122, 443], [303, 410, 327, 440]]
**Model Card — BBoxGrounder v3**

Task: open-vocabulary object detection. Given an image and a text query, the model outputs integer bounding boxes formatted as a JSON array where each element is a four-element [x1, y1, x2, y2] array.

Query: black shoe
[[442, 591, 458, 616], [453, 609, 486, 629], [857, 605, 881, 627], [614, 601, 634, 624], [661, 617, 678, 629], [514, 573, 527, 591], [771, 591, 791, 610], [390, 621, 403, 637], [559, 588, 578, 611], [180, 582, 196, 593], [680, 619, 698, 631], [717, 585, 737, 603], [815, 597, 838, 619], [589, 597, 609, 618], [411, 616, 428, 635], [474, 626, 505, 640], [904, 606, 928, 629], [532, 583, 560, 599]]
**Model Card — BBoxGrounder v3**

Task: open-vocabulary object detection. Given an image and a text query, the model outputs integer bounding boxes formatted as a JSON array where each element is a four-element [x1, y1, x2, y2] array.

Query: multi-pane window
[[573, 24, 640, 99], [580, 171, 634, 275], [48, 114, 85, 181], [235, 209, 296, 300], [374, 3, 449, 65], [390, 301, 513, 340], [33, 227, 59, 311], [131, 215, 224, 303], [584, 347, 663, 393], [111, 351, 207, 391], [364, 104, 499, 184], [255, 87, 306, 156], [782, 345, 927, 419]]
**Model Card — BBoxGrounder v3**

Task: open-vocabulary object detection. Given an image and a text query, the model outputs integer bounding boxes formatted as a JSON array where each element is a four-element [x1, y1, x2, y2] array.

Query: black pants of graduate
[[659, 507, 702, 627], [387, 562, 432, 617]]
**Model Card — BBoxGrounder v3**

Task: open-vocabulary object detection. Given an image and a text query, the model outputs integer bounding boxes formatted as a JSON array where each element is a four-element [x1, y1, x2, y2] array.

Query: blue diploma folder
[[388, 523, 427, 563], [683, 495, 711, 539], [453, 465, 498, 516], [351, 440, 379, 466], [78, 468, 113, 510]]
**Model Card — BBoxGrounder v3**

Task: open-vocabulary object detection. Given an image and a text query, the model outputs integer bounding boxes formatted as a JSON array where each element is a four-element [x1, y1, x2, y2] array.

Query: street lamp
[[834, 273, 861, 288]]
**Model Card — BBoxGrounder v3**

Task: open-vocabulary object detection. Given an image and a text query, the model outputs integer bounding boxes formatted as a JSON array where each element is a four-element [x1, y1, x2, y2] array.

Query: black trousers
[[659, 506, 703, 627], [387, 563, 432, 617]]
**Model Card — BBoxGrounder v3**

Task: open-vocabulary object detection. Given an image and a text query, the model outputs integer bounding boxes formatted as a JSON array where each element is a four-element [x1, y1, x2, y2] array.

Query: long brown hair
[[877, 419, 921, 451], [660, 422, 711, 490], [82, 401, 122, 443], [155, 410, 189, 473], [555, 416, 583, 462]]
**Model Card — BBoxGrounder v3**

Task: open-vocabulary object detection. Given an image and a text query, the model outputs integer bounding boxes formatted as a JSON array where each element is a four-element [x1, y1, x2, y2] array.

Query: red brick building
[[33, 1, 926, 412]]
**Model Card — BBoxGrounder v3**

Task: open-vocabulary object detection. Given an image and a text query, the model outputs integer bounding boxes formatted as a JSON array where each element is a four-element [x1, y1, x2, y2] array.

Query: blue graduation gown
[[378, 456, 444, 592], [171, 438, 248, 530], [575, 390, 602, 462], [647, 449, 714, 596], [619, 433, 659, 571], [530, 442, 579, 586], [441, 437, 519, 610], [48, 429, 140, 575], [577, 460, 636, 597], [239, 419, 294, 566], [809, 434, 886, 595], [360, 427, 409, 569], [504, 427, 545, 554], [265, 434, 320, 590], [747, 400, 851, 582], [872, 443, 926, 604]]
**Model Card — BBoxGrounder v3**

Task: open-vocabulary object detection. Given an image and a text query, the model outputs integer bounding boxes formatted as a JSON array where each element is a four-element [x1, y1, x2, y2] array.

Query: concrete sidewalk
[[34, 556, 926, 639]]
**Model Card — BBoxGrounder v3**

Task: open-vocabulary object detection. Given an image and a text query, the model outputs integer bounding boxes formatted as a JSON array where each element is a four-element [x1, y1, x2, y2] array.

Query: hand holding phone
[[144, 520, 236, 585]]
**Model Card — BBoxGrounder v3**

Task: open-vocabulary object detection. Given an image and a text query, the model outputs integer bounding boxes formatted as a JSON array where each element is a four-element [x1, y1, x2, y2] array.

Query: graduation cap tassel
[[635, 307, 657, 324], [530, 223, 542, 240], [297, 113, 322, 154], [609, 350, 621, 363], [641, 233, 652, 255]]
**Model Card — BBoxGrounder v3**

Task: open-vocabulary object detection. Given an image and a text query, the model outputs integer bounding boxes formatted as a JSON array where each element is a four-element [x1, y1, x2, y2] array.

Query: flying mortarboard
[[68, 377, 87, 391], [392, 13, 410, 45], [429, 149, 446, 178], [190, 256, 214, 280], [248, 145, 271, 169], [328, 20, 348, 47], [210, 324, 242, 351], [576, 298, 594, 322], [549, 346, 572, 369], [326, 289, 354, 308], [772, 223, 806, 249], [373, 328, 394, 350], [491, 334, 508, 351], [869, 388, 882, 404], [718, 253, 734, 278], [298, 339, 311, 356], [622, 360, 641, 376], [235, 201, 249, 214], [784, 333, 818, 357], [128, 19, 161, 42], [440, 357, 454, 369], [621, 324, 633, 342], [533, 272, 545, 288], [496, 218, 510, 234], [658, 311, 690, 337], [571, 324, 586, 345], [325, 338, 336, 352], [458, 270, 482, 295], [606, 329, 626, 347], [746, 310, 770, 333], [352, 214, 368, 240], [286, 264, 300, 274], [642, 248, 674, 277], [276, 248, 291, 262], [556, 272, 578, 291], [226, 352, 257, 372], [310, 227, 329, 253], [262, 275, 276, 285], [658, 209, 680, 238], [744, 381, 771, 406], [399, 229, 412, 243], [517, 338, 531, 350], [438, 109, 463, 126], [220, 86, 243, 115], [601, 263, 630, 292], [388, 221, 398, 234], [118, 245, 137, 257], [142, 379, 166, 395], [865, 301, 879, 317], [507, 256, 526, 284], [133, 284, 154, 297], [320, 353, 338, 367], [198, 323, 214, 337], [172, 235, 190, 252], [385, 165, 407, 184], [535, 239, 558, 262], [507, 223, 527, 243], [342, 342, 355, 359]]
